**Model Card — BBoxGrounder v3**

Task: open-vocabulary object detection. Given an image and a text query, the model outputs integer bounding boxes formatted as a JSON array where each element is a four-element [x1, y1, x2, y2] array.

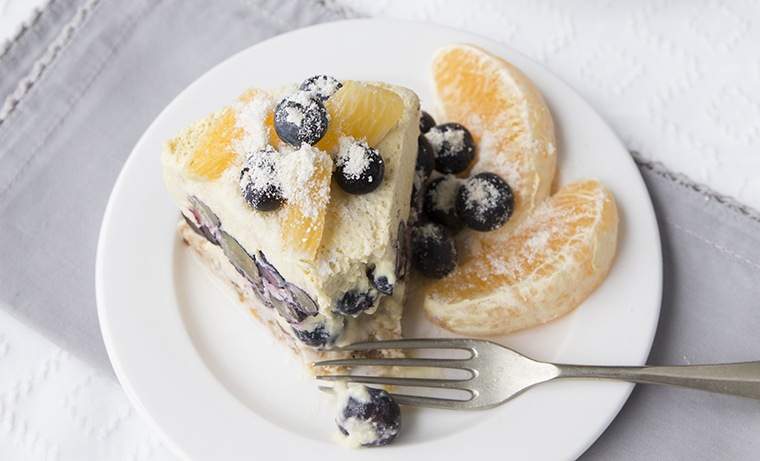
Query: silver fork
[[314, 338, 760, 410]]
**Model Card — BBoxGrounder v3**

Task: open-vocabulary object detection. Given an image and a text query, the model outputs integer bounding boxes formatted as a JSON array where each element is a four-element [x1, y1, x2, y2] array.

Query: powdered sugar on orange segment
[[423, 44, 618, 336], [280, 145, 333, 260], [425, 180, 618, 335], [432, 44, 556, 230]]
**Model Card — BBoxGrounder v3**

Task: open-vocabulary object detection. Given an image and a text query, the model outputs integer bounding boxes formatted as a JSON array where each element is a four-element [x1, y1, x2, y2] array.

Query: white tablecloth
[[1, 1, 759, 459]]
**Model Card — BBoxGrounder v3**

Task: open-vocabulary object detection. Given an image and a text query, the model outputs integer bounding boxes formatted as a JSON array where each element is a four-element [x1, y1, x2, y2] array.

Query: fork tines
[[313, 338, 480, 410]]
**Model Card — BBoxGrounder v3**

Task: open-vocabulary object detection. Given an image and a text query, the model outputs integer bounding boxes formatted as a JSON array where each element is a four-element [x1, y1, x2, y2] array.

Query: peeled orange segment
[[424, 180, 618, 336], [316, 81, 404, 152], [279, 146, 333, 259], [186, 107, 243, 180], [432, 44, 556, 232]]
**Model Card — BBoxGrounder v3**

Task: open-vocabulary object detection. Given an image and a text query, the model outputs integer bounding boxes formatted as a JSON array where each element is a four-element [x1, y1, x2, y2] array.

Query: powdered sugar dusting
[[240, 147, 280, 192], [430, 175, 459, 213], [469, 184, 607, 282], [284, 106, 304, 125], [288, 90, 316, 107], [279, 144, 331, 219], [302, 75, 342, 100], [425, 127, 465, 157], [336, 137, 371, 180], [526, 229, 551, 252], [462, 176, 500, 219], [415, 222, 445, 241], [233, 93, 273, 156]]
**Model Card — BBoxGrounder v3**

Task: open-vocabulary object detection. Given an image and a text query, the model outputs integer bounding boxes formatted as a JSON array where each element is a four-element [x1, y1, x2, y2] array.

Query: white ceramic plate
[[96, 19, 662, 461]]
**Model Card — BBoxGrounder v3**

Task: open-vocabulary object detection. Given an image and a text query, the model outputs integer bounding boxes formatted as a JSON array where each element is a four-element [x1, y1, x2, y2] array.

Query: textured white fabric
[[336, 0, 760, 212], [0, 307, 173, 460], [1, 1, 759, 460]]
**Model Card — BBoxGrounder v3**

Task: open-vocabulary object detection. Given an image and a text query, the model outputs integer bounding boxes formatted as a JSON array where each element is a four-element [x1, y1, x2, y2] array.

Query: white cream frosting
[[162, 81, 420, 343]]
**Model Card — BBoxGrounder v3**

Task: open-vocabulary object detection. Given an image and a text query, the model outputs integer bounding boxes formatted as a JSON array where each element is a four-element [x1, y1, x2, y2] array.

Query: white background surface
[[1, 0, 758, 459]]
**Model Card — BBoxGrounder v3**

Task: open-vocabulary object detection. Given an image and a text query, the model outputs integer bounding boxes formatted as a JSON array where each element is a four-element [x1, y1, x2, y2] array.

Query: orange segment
[[424, 44, 558, 305], [422, 45, 618, 336], [429, 181, 617, 303], [186, 108, 243, 180], [280, 147, 333, 259], [432, 44, 556, 224], [263, 111, 284, 150], [316, 81, 404, 152]]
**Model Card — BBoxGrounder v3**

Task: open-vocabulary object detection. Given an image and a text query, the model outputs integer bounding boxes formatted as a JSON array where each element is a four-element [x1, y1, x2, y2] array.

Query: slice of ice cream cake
[[162, 76, 420, 365]]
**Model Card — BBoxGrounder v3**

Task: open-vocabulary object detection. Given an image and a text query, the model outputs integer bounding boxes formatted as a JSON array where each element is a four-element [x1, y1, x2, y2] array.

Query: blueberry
[[419, 110, 436, 134], [299, 75, 342, 101], [336, 385, 401, 447], [416, 135, 435, 180], [182, 213, 220, 246], [410, 136, 433, 220], [256, 251, 319, 323], [425, 123, 475, 174], [283, 282, 320, 320], [292, 315, 344, 348], [255, 251, 287, 287], [334, 139, 385, 195], [218, 231, 266, 301], [367, 265, 394, 295], [292, 325, 330, 347], [395, 221, 410, 280], [456, 172, 514, 231], [186, 196, 222, 245], [423, 175, 463, 231], [411, 223, 457, 279], [334, 289, 377, 316], [239, 146, 284, 211], [274, 92, 328, 146]]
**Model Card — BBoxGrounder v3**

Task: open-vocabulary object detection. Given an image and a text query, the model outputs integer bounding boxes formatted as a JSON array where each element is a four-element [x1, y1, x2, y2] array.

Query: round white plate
[[97, 19, 662, 461]]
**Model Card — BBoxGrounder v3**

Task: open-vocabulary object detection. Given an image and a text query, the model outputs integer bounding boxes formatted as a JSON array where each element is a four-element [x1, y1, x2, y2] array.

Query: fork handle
[[555, 361, 760, 399]]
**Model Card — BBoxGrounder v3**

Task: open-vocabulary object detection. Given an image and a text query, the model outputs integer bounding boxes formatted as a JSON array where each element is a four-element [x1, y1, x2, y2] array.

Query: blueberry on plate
[[336, 384, 401, 447], [423, 175, 463, 231], [411, 223, 457, 279], [334, 289, 377, 316], [424, 122, 475, 174], [456, 172, 514, 231], [239, 146, 284, 211], [334, 139, 385, 195], [299, 75, 343, 101], [292, 315, 344, 348], [419, 110, 436, 134], [274, 91, 328, 146]]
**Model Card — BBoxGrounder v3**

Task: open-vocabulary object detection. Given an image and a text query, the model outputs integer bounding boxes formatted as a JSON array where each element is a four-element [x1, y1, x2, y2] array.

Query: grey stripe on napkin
[[0, 0, 82, 103], [1, 1, 759, 459], [582, 156, 760, 460]]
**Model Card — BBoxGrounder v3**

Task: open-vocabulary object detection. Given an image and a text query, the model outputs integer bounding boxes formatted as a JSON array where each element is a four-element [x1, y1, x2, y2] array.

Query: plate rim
[[96, 17, 662, 461]]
